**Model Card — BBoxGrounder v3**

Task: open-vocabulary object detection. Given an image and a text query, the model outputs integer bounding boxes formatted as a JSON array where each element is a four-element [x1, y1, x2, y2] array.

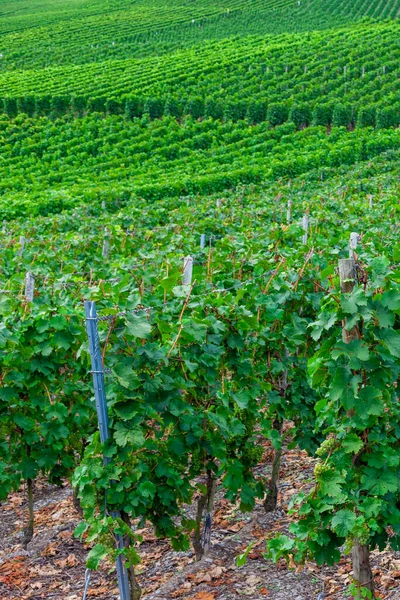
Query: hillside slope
[[0, 0, 398, 69], [1, 2, 400, 600]]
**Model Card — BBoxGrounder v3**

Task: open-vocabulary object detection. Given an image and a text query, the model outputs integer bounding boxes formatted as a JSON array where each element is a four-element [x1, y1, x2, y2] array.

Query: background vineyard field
[[0, 0, 398, 70], [1, 1, 400, 599]]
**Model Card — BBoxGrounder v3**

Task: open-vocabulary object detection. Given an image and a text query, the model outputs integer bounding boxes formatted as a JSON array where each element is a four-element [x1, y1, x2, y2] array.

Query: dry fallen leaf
[[227, 521, 245, 532], [191, 593, 215, 600], [381, 575, 395, 589], [171, 589, 187, 598], [210, 566, 223, 579], [245, 574, 262, 586], [195, 571, 212, 583]]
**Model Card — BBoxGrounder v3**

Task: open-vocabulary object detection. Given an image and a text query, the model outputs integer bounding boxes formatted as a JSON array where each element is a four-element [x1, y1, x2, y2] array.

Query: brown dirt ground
[[1, 446, 399, 600]]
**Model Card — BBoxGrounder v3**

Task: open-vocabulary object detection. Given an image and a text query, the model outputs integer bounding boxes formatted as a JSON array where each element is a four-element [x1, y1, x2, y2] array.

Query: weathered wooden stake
[[102, 228, 110, 258], [183, 255, 193, 285], [25, 272, 35, 302], [352, 542, 374, 599], [339, 248, 374, 599], [349, 232, 359, 259], [19, 235, 25, 257], [339, 258, 356, 294], [287, 199, 292, 224], [302, 214, 309, 245]]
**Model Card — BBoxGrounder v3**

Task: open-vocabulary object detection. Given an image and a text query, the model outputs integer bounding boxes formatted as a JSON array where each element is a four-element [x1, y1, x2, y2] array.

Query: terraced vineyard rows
[[1, 0, 400, 599], [0, 0, 398, 70], [2, 112, 400, 220], [1, 21, 399, 131]]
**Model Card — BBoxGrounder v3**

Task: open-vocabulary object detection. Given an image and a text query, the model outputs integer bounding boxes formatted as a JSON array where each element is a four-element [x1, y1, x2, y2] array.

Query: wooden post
[[339, 258, 356, 294], [200, 234, 206, 249], [102, 228, 110, 258], [339, 250, 374, 599], [302, 214, 309, 245], [25, 272, 35, 302], [286, 199, 292, 224], [352, 542, 374, 599], [349, 232, 359, 259], [18, 235, 25, 257], [183, 255, 193, 285]]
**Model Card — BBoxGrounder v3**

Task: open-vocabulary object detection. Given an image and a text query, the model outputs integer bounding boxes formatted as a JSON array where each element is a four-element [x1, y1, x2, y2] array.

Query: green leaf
[[341, 288, 367, 315], [361, 468, 397, 495], [114, 423, 145, 448], [331, 340, 369, 362], [86, 543, 108, 570], [138, 480, 156, 499], [233, 390, 250, 409], [266, 534, 294, 562], [381, 290, 400, 311], [159, 273, 180, 292], [358, 386, 383, 417], [125, 315, 151, 339], [172, 285, 191, 298], [320, 265, 334, 280], [375, 307, 395, 328], [74, 521, 89, 538], [113, 402, 138, 420], [236, 541, 254, 567], [319, 470, 344, 497], [168, 436, 185, 456], [112, 362, 141, 389], [341, 434, 363, 454], [331, 509, 357, 537], [374, 328, 400, 358]]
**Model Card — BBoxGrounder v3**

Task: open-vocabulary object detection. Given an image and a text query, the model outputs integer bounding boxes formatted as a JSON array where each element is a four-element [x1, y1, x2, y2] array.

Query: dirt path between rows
[[1, 447, 399, 600]]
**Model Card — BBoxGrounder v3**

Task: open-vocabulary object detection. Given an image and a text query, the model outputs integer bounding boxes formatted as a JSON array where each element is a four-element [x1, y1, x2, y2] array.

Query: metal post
[[200, 234, 206, 249], [84, 301, 130, 600]]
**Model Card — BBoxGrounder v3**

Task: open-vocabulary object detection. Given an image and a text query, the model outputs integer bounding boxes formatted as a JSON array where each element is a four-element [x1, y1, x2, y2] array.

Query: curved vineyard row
[[1, 112, 400, 219], [0, 21, 399, 124]]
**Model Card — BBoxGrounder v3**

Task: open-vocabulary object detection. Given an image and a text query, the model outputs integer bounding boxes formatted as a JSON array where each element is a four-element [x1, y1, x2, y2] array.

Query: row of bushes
[[2, 93, 400, 131]]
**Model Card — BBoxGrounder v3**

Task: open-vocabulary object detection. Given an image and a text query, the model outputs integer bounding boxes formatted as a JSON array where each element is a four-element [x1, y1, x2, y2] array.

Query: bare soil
[[1, 447, 399, 600]]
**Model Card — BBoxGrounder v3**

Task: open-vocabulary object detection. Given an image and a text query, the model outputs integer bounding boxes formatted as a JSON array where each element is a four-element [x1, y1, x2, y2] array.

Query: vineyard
[[1, 1, 400, 600], [0, 0, 397, 70]]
